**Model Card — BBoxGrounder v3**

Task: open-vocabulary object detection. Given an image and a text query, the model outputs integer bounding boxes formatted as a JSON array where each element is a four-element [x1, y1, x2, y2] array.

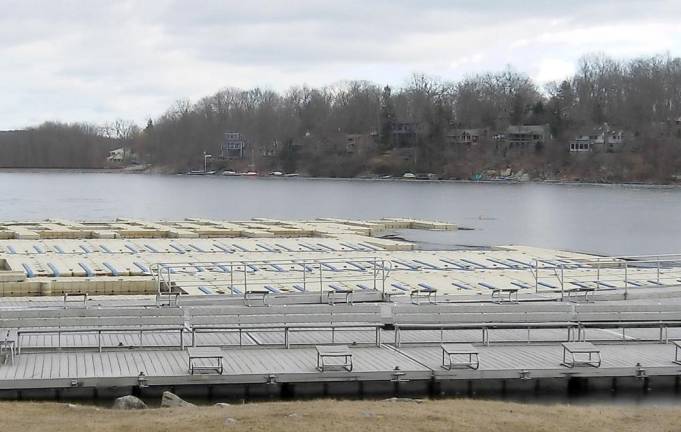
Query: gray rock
[[161, 391, 196, 408], [214, 402, 231, 408], [112, 395, 148, 410], [382, 397, 423, 403]]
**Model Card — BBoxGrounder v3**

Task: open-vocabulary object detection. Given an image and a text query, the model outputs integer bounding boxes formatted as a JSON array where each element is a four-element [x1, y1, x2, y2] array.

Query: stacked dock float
[[2, 218, 681, 401]]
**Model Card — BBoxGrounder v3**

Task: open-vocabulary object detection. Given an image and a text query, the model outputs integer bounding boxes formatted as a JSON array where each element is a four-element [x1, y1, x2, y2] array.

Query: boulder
[[112, 395, 148, 410], [161, 391, 196, 408]]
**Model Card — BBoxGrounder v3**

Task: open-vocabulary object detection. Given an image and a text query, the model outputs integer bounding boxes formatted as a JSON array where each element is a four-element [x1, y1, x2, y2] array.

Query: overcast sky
[[1, 0, 680, 130]]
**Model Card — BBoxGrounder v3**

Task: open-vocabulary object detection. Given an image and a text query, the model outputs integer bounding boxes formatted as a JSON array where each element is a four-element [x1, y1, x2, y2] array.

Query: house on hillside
[[504, 125, 550, 151], [492, 124, 550, 154], [344, 133, 376, 154], [389, 122, 418, 147], [220, 132, 247, 159], [446, 128, 489, 149], [569, 124, 625, 153], [107, 148, 125, 162]]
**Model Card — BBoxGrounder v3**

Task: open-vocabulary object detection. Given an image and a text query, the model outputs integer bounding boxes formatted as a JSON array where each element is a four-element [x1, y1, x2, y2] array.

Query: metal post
[[319, 263, 324, 304], [534, 260, 539, 293], [657, 260, 661, 283], [596, 259, 600, 290], [382, 260, 386, 297], [303, 261, 307, 291], [560, 264, 564, 301], [243, 262, 247, 301], [230, 262, 234, 295], [624, 262, 628, 299], [373, 257, 377, 291]]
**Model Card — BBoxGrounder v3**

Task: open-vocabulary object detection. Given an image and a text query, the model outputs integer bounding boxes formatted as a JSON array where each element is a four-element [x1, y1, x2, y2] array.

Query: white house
[[107, 148, 125, 162], [570, 124, 624, 153]]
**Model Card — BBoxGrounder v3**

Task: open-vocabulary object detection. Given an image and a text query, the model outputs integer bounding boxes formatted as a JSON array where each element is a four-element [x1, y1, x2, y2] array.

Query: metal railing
[[532, 254, 681, 299], [151, 257, 391, 303]]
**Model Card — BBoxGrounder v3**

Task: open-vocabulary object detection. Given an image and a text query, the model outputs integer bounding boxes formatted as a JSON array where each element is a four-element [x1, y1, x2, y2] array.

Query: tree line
[[2, 53, 681, 181]]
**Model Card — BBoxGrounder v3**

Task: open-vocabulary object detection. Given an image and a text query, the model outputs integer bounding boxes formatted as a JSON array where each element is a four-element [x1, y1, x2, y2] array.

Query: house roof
[[505, 125, 548, 135]]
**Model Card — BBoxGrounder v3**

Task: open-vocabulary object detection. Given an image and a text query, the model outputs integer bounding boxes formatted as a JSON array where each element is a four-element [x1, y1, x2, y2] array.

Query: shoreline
[[1, 167, 680, 189], [1, 398, 680, 432]]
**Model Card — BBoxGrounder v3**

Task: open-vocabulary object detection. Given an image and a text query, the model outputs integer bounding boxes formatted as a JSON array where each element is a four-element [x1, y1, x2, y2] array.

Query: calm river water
[[1, 171, 680, 256]]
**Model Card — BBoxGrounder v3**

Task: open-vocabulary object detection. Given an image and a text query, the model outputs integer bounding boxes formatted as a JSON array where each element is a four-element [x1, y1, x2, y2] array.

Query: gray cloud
[[0, 0, 679, 129]]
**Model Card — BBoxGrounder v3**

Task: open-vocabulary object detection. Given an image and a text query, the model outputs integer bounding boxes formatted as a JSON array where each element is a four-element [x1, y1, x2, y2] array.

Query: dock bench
[[440, 343, 479, 370], [0, 330, 16, 365], [316, 345, 353, 372], [327, 287, 353, 305], [565, 286, 596, 303], [490, 288, 519, 304], [410, 288, 437, 305], [63, 293, 88, 309], [561, 342, 601, 368], [188, 347, 224, 375], [244, 290, 269, 307], [672, 340, 681, 365]]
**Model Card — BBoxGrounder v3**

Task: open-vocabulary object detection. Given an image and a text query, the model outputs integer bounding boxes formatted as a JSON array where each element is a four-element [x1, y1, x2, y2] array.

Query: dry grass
[[1, 398, 680, 432]]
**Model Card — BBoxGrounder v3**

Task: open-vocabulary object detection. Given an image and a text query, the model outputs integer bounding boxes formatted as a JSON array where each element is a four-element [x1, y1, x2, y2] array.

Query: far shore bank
[[2, 166, 681, 188]]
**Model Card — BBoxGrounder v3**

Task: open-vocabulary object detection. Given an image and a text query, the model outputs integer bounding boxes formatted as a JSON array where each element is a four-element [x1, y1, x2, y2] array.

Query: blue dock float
[[486, 258, 515, 268], [256, 243, 276, 252], [169, 244, 186, 254], [102, 262, 120, 276], [215, 264, 232, 273], [339, 242, 362, 251], [133, 261, 151, 275], [269, 264, 286, 272], [232, 244, 249, 252], [297, 263, 315, 272], [438, 258, 467, 270], [79, 245, 92, 254], [346, 261, 368, 271], [144, 244, 160, 253], [417, 282, 436, 291], [274, 243, 294, 252], [316, 243, 336, 252], [54, 245, 65, 254], [213, 243, 234, 253], [390, 282, 410, 292], [451, 281, 473, 290], [292, 284, 306, 292], [478, 282, 498, 291], [189, 244, 206, 253], [298, 243, 318, 252], [510, 281, 532, 290], [358, 242, 380, 251], [21, 263, 35, 278], [33, 245, 45, 254], [7, 245, 17, 254], [411, 259, 440, 270], [264, 285, 281, 293], [198, 286, 213, 295], [46, 263, 61, 277], [460, 258, 487, 269], [393, 259, 420, 270], [356, 283, 371, 290], [506, 258, 532, 268], [320, 263, 340, 272], [78, 262, 95, 277], [99, 245, 113, 254]]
